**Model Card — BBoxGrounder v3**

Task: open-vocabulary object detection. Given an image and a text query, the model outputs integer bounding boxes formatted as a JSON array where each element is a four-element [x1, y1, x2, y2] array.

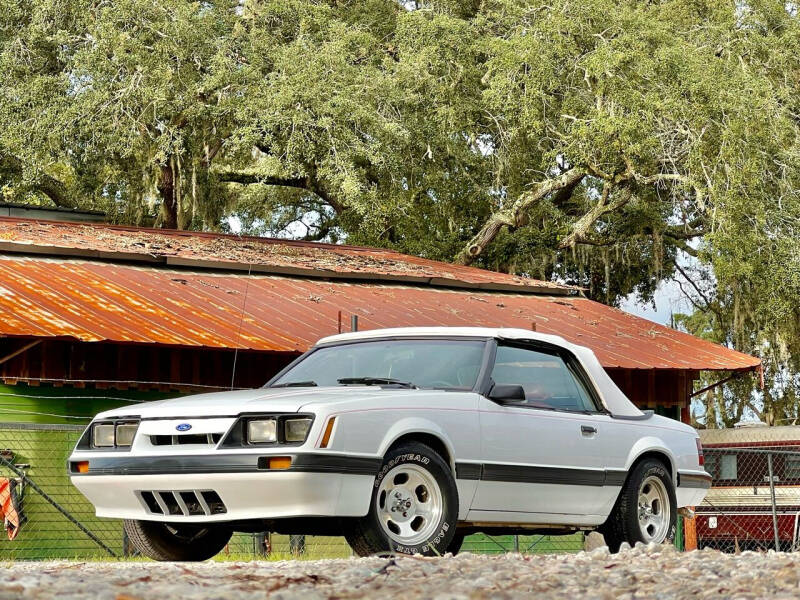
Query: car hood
[[96, 386, 413, 420]]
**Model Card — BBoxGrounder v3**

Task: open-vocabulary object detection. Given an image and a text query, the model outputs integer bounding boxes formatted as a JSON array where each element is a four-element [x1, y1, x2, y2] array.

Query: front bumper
[[69, 452, 378, 522]]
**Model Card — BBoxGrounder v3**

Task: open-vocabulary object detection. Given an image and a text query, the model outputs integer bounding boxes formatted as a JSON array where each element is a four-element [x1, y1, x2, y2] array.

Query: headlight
[[248, 419, 277, 444], [92, 424, 115, 448], [115, 422, 138, 447], [284, 418, 312, 442], [221, 414, 314, 448], [85, 419, 140, 449]]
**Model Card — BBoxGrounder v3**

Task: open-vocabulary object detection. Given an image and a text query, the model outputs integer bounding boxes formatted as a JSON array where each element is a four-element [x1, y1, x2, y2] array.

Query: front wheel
[[345, 442, 458, 556], [123, 519, 232, 561], [600, 459, 677, 553], [446, 532, 466, 555]]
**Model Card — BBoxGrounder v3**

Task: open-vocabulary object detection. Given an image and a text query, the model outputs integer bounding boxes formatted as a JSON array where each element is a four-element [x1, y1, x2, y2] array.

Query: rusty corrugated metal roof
[[0, 255, 760, 371], [0, 218, 573, 294]]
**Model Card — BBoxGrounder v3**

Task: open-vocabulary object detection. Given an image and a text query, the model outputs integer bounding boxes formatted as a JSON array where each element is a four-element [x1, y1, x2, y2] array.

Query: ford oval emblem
[[176, 423, 192, 432]]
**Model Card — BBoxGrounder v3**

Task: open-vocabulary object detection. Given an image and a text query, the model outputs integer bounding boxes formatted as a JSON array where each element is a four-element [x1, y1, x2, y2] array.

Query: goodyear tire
[[123, 519, 232, 561], [601, 459, 677, 552], [345, 442, 458, 556]]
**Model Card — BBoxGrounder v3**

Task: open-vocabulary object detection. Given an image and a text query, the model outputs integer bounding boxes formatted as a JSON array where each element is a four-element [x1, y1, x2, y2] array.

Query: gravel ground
[[3, 544, 800, 599]]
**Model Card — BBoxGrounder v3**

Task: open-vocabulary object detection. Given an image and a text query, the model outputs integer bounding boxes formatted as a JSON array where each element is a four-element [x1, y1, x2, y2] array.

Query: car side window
[[490, 344, 598, 412]]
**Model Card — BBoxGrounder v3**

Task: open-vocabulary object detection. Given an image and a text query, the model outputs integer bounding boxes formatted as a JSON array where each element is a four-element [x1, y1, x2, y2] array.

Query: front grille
[[138, 490, 227, 516], [149, 433, 223, 446]]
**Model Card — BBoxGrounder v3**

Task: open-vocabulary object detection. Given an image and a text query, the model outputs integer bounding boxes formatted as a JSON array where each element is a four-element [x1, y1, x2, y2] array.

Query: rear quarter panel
[[625, 416, 706, 507]]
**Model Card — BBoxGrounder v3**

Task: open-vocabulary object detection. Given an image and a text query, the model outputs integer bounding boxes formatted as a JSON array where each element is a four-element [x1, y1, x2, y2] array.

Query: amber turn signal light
[[320, 417, 336, 448], [267, 456, 292, 470], [75, 461, 89, 474]]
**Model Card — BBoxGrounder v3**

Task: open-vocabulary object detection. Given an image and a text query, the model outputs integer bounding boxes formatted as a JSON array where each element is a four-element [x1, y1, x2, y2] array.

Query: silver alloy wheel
[[377, 463, 443, 546], [637, 475, 670, 543]]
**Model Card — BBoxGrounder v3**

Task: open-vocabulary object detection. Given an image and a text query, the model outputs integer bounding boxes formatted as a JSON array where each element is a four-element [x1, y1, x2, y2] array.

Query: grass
[[461, 533, 585, 554], [1, 533, 585, 563]]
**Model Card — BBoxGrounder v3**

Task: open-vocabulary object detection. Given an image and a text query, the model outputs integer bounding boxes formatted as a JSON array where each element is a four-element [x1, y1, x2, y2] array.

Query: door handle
[[581, 425, 597, 435]]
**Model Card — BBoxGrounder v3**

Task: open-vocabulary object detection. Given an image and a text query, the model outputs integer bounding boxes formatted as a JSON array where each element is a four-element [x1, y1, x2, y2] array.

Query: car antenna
[[230, 262, 253, 390]]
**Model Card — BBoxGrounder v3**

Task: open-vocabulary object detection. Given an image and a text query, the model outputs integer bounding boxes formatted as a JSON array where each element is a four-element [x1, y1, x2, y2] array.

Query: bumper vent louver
[[138, 490, 227, 516]]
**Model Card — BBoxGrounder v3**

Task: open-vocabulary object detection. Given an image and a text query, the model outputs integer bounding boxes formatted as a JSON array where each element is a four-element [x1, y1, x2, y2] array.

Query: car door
[[471, 341, 627, 521]]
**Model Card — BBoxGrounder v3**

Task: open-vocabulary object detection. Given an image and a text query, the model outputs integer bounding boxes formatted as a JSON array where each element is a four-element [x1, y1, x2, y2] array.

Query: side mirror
[[488, 384, 526, 404]]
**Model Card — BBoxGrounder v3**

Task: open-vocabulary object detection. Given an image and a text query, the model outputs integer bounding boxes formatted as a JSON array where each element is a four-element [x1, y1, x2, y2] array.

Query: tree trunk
[[704, 388, 717, 428], [158, 163, 178, 230]]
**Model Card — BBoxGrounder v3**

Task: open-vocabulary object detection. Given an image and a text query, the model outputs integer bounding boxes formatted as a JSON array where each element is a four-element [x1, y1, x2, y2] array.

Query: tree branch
[[0, 153, 77, 208], [216, 171, 308, 188], [672, 260, 713, 307], [671, 238, 699, 257], [558, 184, 631, 248], [550, 173, 586, 207], [675, 279, 709, 314], [672, 259, 725, 325], [664, 227, 705, 241], [634, 171, 706, 209], [455, 167, 586, 265], [203, 140, 224, 167], [217, 169, 347, 215], [634, 172, 690, 185]]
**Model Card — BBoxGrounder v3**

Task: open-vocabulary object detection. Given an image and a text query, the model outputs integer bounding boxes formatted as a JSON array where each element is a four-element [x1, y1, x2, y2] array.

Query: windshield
[[270, 339, 487, 390]]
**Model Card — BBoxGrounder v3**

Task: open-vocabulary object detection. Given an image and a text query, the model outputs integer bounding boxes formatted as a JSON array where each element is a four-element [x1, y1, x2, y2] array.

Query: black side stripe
[[74, 454, 680, 489], [455, 462, 482, 480], [455, 462, 628, 487], [603, 470, 628, 486]]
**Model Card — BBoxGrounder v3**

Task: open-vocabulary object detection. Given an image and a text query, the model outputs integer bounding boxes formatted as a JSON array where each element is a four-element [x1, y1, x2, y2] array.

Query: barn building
[[0, 214, 761, 558], [0, 216, 760, 424]]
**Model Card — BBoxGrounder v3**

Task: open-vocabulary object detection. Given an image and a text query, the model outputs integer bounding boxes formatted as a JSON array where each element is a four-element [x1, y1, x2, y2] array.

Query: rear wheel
[[601, 459, 676, 552], [345, 442, 458, 556], [123, 519, 232, 561]]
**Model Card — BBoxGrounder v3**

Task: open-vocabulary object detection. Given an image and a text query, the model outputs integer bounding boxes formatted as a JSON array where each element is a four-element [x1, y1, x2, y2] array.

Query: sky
[[620, 279, 692, 327]]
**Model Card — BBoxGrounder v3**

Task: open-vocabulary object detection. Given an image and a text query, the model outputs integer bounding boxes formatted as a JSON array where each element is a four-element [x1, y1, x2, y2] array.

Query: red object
[[0, 218, 761, 372], [0, 478, 21, 540], [696, 432, 800, 549], [696, 512, 798, 547], [696, 438, 704, 466]]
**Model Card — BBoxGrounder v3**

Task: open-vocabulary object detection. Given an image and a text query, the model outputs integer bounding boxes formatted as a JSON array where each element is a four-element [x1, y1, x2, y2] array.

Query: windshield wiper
[[337, 377, 417, 389], [272, 380, 318, 388]]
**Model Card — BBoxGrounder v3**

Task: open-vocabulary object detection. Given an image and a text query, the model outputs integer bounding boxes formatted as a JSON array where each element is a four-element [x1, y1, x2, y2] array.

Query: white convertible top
[[317, 327, 644, 417]]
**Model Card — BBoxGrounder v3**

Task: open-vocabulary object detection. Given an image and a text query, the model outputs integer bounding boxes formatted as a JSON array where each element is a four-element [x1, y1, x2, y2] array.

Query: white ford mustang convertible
[[69, 327, 710, 560]]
